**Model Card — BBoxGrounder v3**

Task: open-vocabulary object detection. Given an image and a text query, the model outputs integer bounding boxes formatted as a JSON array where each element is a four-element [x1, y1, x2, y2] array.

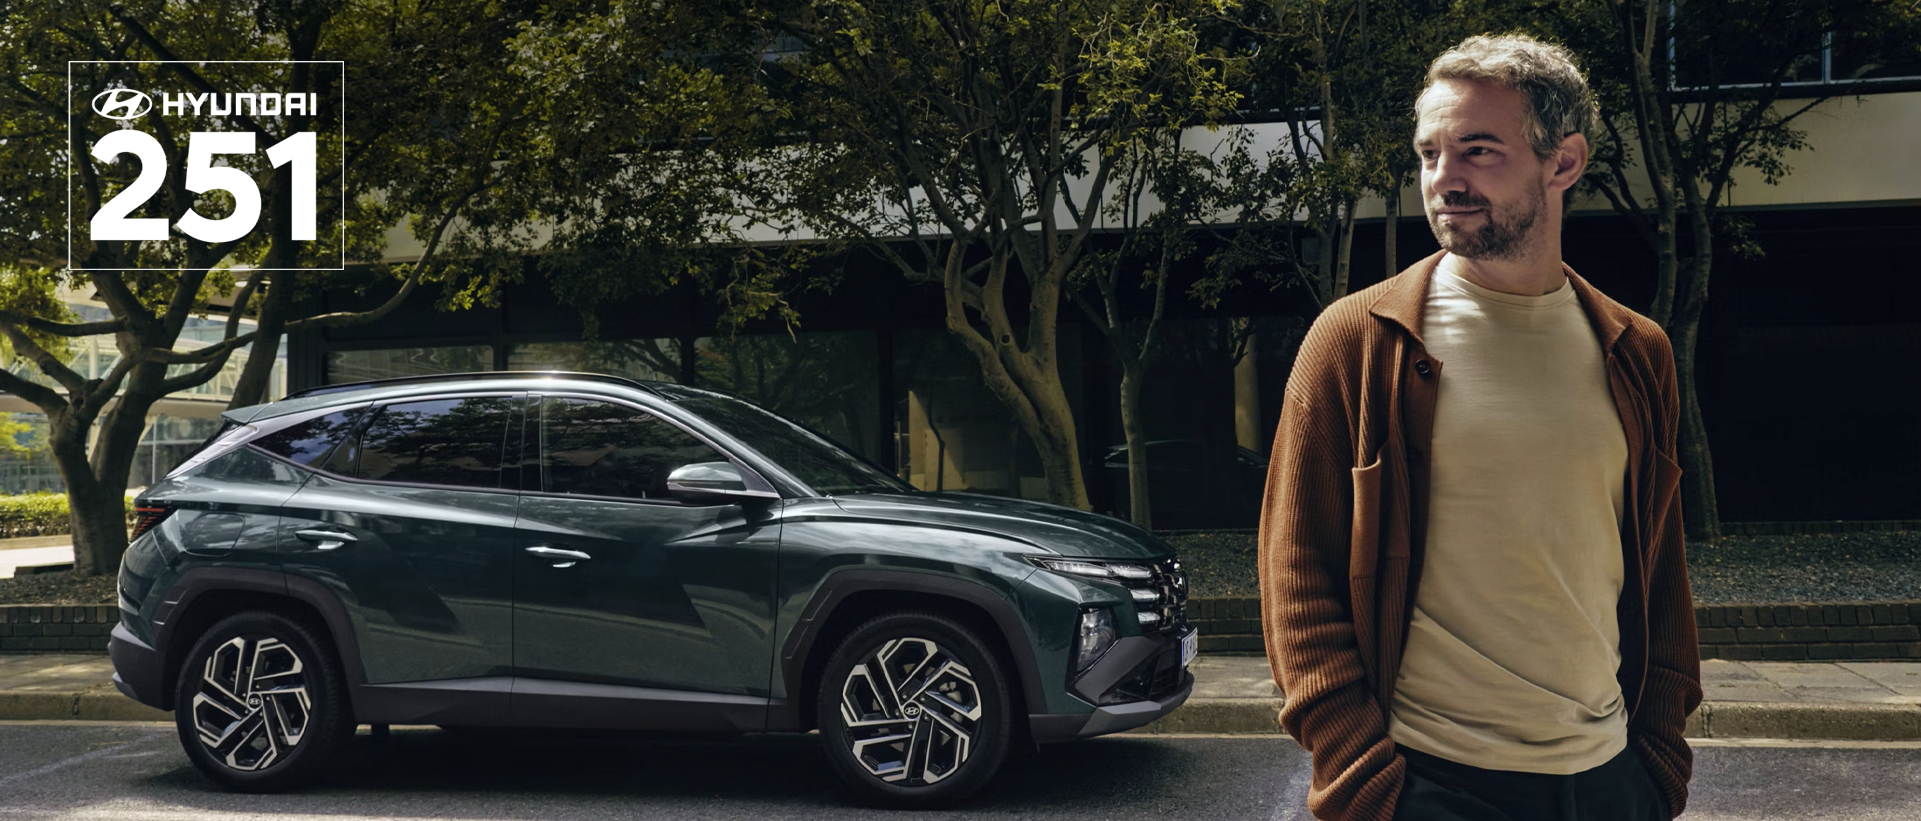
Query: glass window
[[539, 398, 724, 500], [198, 448, 308, 486], [510, 331, 884, 462], [356, 397, 516, 489], [675, 393, 909, 496], [698, 332, 882, 463], [1832, 31, 1921, 81], [250, 409, 364, 467], [892, 326, 1083, 501], [326, 346, 493, 384]]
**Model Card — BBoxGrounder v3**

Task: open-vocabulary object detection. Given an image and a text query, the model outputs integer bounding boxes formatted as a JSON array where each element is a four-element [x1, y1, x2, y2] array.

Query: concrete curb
[[0, 690, 1913, 742], [1123, 698, 1921, 741], [0, 686, 170, 722]]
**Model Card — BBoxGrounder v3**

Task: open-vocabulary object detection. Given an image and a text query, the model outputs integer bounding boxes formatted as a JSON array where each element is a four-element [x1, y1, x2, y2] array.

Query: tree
[[511, 0, 1242, 511], [1536, 0, 1921, 538], [0, 0, 543, 575], [1200, 0, 1504, 308]]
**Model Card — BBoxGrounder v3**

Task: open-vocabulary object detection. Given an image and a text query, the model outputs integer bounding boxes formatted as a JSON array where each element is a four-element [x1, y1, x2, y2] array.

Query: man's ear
[[1548, 131, 1589, 195]]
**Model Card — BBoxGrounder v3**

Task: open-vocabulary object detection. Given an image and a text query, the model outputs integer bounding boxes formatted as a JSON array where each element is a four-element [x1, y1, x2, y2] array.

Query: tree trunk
[[1670, 312, 1720, 540], [1384, 187, 1400, 278], [227, 274, 293, 409], [1673, 205, 1721, 540], [45, 410, 115, 577], [67, 480, 129, 578], [1025, 374, 1090, 511], [1118, 358, 1151, 529], [1334, 202, 1355, 301]]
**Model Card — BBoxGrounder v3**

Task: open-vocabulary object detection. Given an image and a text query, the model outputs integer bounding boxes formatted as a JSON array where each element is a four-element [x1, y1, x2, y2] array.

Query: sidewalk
[[0, 540, 74, 579], [1, 652, 1918, 739], [1132, 655, 1921, 740]]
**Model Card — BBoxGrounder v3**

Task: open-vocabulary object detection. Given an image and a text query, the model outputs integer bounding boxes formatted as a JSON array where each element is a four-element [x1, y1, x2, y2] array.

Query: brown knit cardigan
[[1258, 252, 1702, 821]]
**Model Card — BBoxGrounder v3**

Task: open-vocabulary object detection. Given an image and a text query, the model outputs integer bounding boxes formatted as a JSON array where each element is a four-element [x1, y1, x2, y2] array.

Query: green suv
[[111, 372, 1194, 805]]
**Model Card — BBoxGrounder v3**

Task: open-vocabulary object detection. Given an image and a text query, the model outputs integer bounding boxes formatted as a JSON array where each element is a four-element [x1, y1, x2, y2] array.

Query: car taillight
[[131, 506, 174, 539]]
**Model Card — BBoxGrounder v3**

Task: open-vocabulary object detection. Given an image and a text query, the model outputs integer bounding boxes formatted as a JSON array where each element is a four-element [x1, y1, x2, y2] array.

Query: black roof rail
[[282, 371, 660, 401]]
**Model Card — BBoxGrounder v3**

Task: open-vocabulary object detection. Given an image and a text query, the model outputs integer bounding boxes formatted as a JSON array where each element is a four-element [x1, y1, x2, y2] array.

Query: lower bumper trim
[[1027, 673, 1194, 743]]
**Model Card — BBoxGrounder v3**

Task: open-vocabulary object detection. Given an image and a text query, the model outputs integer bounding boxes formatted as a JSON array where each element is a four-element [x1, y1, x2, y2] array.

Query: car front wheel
[[816, 611, 1015, 807], [173, 610, 353, 791]]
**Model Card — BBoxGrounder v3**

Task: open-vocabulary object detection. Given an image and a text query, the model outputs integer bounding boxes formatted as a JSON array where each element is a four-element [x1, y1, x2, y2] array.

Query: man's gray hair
[[1420, 34, 1599, 159]]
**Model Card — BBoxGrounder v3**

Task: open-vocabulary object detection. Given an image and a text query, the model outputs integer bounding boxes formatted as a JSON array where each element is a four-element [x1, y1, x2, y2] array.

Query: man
[[1258, 34, 1702, 821]]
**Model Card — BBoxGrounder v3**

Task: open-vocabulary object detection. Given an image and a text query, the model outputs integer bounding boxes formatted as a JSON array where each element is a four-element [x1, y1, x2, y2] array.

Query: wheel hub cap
[[839, 637, 982, 785], [190, 637, 311, 771]]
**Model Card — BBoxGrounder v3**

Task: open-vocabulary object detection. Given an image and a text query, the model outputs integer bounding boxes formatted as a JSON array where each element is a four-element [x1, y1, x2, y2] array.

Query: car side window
[[356, 396, 516, 489], [540, 397, 724, 500], [251, 408, 365, 467]]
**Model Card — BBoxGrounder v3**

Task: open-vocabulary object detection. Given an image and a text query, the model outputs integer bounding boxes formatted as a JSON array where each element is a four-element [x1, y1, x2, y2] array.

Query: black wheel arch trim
[[773, 568, 1045, 732], [152, 567, 368, 715]]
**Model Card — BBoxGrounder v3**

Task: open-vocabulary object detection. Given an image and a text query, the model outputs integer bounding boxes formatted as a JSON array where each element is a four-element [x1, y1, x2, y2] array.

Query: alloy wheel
[[189, 636, 312, 771], [837, 636, 983, 785]]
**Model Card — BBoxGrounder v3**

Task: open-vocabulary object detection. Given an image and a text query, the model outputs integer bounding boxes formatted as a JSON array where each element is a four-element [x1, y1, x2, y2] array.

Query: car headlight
[[1026, 556, 1154, 580], [1073, 608, 1118, 673]]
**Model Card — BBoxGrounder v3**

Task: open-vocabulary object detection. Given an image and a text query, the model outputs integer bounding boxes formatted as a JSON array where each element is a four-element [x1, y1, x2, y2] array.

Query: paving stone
[[1838, 662, 1921, 698]]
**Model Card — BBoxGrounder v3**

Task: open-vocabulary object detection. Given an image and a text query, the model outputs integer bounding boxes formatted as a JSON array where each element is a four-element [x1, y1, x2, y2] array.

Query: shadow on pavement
[[131, 728, 1268, 818]]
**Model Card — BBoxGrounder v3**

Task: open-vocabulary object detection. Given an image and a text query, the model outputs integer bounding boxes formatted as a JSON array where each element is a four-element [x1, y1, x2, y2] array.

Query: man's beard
[[1427, 183, 1544, 261]]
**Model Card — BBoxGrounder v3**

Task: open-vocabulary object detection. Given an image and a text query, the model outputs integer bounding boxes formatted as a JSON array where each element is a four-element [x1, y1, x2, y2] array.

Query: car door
[[278, 393, 522, 693], [510, 394, 781, 724]]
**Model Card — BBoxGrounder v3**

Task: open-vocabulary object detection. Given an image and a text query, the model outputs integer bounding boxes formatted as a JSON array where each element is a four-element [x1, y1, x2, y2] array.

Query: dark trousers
[[1392, 744, 1671, 821]]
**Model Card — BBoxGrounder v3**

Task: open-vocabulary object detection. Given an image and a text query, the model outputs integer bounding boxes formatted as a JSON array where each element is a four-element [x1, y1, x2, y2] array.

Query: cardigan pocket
[[1349, 450, 1386, 690], [1349, 452, 1385, 580]]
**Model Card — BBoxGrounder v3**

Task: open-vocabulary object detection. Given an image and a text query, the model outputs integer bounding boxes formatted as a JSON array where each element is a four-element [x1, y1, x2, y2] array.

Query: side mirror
[[666, 461, 780, 505]]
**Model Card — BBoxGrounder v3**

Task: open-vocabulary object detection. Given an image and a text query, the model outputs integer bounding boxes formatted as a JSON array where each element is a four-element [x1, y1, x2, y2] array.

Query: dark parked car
[[112, 372, 1192, 806]]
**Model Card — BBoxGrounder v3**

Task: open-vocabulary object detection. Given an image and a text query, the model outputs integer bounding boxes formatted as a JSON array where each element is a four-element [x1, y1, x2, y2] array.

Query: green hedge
[[0, 493, 136, 539]]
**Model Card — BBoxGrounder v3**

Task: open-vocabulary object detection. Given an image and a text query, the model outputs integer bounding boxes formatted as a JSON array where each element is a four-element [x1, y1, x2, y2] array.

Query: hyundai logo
[[91, 88, 152, 120]]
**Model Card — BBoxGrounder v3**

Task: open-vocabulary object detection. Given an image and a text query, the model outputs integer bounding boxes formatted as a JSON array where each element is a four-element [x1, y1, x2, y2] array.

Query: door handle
[[524, 545, 591, 567], [295, 529, 357, 551]]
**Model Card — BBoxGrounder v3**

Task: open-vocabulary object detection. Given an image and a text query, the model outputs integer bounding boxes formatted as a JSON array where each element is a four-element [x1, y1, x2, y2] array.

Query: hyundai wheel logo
[[91, 88, 152, 120]]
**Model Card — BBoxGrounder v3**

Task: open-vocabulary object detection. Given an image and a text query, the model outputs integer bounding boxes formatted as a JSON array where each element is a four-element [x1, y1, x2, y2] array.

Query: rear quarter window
[[250, 408, 366, 467]]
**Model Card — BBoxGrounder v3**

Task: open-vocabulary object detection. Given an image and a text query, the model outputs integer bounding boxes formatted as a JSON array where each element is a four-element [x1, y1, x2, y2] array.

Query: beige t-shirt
[[1386, 265, 1630, 775]]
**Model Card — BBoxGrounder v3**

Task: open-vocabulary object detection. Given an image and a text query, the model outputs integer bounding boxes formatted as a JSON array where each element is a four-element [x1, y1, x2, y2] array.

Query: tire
[[815, 611, 1015, 807], [173, 610, 354, 792]]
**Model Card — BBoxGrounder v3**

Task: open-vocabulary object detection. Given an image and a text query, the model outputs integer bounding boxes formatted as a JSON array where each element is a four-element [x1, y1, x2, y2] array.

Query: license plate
[[1180, 629, 1198, 668]]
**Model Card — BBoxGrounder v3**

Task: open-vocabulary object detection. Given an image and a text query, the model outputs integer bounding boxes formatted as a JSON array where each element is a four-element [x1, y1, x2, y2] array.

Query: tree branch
[[0, 311, 126, 337], [0, 324, 88, 397], [0, 363, 68, 414]]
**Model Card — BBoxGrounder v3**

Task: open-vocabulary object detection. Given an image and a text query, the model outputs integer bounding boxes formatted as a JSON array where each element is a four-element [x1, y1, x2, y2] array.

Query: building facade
[[283, 90, 1921, 529]]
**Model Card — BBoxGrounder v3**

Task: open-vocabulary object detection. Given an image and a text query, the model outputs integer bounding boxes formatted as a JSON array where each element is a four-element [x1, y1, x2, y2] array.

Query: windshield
[[676, 396, 915, 496]]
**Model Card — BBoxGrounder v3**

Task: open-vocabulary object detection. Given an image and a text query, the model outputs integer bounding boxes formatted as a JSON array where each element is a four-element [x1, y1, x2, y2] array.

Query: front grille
[[1109, 557, 1188, 633]]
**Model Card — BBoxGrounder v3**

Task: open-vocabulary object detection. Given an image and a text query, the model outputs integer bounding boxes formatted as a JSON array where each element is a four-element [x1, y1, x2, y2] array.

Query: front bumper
[[1027, 626, 1195, 743], [110, 622, 168, 711]]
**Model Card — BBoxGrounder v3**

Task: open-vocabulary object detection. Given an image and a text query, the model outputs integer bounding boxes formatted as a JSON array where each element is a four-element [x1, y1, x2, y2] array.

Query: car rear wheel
[[816, 611, 1014, 807], [173, 611, 353, 791]]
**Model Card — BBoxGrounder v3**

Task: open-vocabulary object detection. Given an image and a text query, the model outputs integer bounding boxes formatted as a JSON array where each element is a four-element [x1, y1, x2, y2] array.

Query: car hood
[[829, 491, 1173, 561]]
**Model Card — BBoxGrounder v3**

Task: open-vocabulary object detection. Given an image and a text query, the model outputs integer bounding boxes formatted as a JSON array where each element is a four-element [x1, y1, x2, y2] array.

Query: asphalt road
[[0, 723, 1917, 820]]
